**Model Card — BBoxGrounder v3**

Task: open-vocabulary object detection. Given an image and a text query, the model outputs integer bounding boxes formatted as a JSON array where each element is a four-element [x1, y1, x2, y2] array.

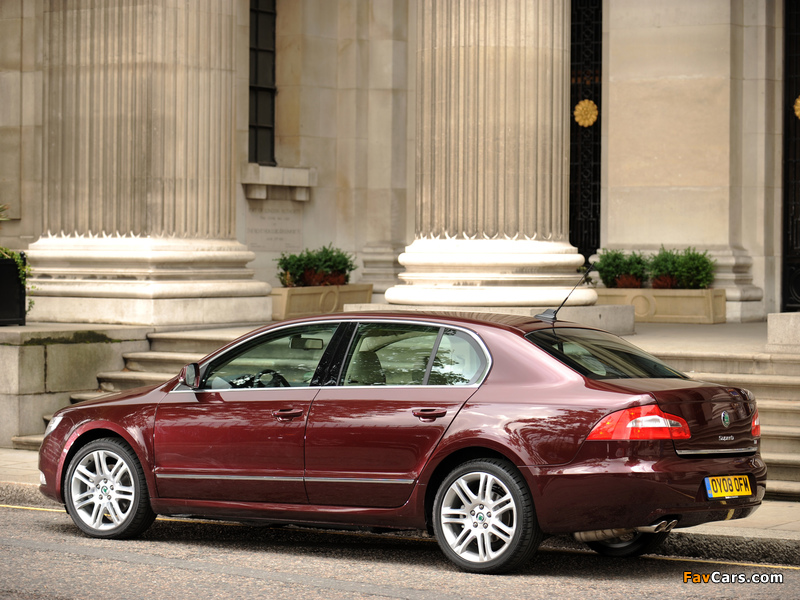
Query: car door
[[305, 321, 489, 508], [153, 322, 341, 504]]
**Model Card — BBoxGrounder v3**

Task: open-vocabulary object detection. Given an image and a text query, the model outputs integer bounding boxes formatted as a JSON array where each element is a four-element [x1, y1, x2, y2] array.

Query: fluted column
[[386, 0, 595, 306], [26, 0, 269, 325]]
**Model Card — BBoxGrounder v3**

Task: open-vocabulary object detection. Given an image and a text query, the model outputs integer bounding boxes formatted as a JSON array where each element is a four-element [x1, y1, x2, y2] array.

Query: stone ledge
[[0, 323, 154, 346], [766, 313, 800, 354], [241, 164, 317, 202]]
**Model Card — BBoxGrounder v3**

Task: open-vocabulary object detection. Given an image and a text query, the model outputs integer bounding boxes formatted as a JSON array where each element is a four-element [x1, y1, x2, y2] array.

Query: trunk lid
[[604, 378, 759, 456]]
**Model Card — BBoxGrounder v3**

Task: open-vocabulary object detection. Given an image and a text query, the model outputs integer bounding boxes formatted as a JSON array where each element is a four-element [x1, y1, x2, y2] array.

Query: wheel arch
[[422, 446, 528, 534], [58, 425, 153, 503]]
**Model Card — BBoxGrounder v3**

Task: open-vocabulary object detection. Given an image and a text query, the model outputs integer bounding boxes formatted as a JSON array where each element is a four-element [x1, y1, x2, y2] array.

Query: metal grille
[[249, 0, 277, 166], [784, 0, 800, 311], [569, 0, 602, 263]]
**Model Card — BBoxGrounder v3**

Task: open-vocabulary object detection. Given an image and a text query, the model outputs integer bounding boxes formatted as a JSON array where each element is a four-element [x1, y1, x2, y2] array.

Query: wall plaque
[[246, 200, 303, 252]]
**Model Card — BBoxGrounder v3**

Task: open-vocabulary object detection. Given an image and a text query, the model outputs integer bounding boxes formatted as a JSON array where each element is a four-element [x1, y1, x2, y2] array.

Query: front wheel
[[586, 531, 670, 558], [64, 438, 156, 539], [433, 459, 542, 574]]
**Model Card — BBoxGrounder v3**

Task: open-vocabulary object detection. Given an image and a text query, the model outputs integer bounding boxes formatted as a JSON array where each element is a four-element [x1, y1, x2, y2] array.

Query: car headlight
[[44, 415, 63, 437]]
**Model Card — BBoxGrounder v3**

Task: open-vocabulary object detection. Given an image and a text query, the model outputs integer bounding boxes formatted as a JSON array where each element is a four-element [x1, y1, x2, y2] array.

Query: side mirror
[[178, 363, 201, 389]]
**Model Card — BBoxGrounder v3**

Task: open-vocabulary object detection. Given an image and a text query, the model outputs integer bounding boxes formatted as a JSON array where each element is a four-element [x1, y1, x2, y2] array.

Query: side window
[[428, 328, 487, 385], [341, 323, 440, 386], [203, 323, 339, 389]]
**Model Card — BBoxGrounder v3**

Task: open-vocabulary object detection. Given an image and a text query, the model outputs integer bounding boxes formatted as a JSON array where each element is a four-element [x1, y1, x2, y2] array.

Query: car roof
[[273, 310, 596, 336]]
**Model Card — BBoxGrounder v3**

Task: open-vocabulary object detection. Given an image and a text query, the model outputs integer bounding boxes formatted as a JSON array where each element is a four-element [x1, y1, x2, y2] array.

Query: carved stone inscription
[[246, 200, 303, 252]]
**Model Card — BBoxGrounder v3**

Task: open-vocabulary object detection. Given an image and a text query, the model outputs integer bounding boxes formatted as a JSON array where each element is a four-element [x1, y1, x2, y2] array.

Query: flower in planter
[[277, 245, 357, 287], [595, 249, 647, 288], [648, 246, 681, 289], [645, 246, 716, 290]]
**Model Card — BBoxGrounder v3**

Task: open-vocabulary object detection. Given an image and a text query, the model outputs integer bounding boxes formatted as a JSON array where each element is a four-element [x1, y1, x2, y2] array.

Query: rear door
[[305, 321, 488, 508]]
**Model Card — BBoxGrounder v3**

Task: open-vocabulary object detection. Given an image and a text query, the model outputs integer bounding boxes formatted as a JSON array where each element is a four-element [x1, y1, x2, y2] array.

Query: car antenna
[[535, 263, 595, 323]]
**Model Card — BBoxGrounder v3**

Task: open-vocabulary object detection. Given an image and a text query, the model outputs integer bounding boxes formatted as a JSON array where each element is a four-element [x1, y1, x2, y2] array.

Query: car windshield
[[525, 327, 688, 380]]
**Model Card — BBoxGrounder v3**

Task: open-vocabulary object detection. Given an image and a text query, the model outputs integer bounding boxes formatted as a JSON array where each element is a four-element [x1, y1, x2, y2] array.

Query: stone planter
[[0, 257, 26, 326], [271, 284, 373, 321], [595, 288, 726, 324]]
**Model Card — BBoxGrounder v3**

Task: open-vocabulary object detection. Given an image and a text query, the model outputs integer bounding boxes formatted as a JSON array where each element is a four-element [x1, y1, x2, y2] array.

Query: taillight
[[751, 408, 761, 438], [587, 405, 691, 441]]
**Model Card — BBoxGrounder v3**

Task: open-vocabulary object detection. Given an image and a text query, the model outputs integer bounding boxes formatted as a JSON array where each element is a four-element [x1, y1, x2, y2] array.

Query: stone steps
[[762, 452, 800, 482], [761, 426, 800, 455], [147, 328, 251, 355], [757, 399, 800, 428], [97, 370, 178, 393], [681, 372, 800, 402], [122, 351, 205, 376], [653, 351, 800, 377], [10, 434, 44, 451]]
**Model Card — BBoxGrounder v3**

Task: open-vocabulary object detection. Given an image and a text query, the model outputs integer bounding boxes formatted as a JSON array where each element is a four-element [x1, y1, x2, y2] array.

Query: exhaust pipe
[[635, 519, 678, 534], [573, 519, 678, 543]]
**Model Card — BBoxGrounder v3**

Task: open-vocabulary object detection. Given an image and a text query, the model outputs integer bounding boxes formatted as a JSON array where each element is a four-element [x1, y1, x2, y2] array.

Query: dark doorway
[[784, 0, 800, 311], [569, 0, 602, 264]]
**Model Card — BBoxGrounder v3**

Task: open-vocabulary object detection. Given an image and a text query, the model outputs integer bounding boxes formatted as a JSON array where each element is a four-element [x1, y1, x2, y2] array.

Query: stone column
[[385, 0, 595, 307], [27, 0, 269, 325]]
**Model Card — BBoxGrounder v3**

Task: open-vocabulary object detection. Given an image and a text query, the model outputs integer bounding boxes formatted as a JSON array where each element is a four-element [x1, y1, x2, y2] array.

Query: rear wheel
[[433, 459, 542, 574], [64, 438, 156, 539], [586, 531, 670, 558]]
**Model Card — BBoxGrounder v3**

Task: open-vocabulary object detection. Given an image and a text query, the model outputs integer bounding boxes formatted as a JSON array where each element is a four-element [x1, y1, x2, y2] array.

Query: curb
[[0, 481, 61, 509], [657, 531, 800, 567]]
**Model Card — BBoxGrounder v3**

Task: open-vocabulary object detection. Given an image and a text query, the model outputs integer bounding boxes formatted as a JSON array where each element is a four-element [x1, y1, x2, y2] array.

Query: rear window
[[525, 327, 688, 380]]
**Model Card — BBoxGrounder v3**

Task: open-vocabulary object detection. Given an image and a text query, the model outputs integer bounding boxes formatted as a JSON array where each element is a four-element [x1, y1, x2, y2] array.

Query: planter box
[[0, 258, 26, 326], [271, 284, 373, 321], [595, 288, 726, 324]]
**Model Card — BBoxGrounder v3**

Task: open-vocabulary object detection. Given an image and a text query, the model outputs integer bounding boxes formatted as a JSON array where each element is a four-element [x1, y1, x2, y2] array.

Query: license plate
[[704, 475, 752, 499]]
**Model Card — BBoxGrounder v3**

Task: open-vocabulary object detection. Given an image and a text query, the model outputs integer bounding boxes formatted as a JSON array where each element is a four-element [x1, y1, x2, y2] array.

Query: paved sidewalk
[[2, 447, 798, 566]]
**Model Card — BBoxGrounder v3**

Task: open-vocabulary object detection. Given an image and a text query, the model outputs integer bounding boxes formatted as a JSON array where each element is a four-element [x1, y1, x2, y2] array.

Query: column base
[[26, 235, 272, 326], [710, 248, 766, 323], [385, 239, 597, 307], [360, 243, 404, 303]]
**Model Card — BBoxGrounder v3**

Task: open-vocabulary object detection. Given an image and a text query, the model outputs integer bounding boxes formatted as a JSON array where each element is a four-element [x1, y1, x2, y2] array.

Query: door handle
[[412, 408, 447, 421], [273, 408, 304, 421]]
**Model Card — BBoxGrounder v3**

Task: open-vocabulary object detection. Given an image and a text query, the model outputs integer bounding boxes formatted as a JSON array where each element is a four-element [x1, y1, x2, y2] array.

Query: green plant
[[595, 249, 647, 288], [674, 247, 715, 289], [0, 247, 33, 314], [648, 246, 681, 289], [277, 244, 357, 287], [0, 203, 8, 223]]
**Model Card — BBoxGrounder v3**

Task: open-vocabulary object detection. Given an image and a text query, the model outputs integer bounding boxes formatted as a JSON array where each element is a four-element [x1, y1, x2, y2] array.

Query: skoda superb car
[[39, 312, 766, 574]]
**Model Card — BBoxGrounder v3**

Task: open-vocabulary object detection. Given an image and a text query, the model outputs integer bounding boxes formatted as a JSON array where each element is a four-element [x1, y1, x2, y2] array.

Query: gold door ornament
[[794, 95, 800, 120], [574, 99, 598, 127]]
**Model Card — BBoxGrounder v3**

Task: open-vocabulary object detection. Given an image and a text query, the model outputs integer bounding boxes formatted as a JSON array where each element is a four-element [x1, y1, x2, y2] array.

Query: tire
[[64, 438, 156, 539], [586, 531, 670, 558], [432, 459, 542, 574]]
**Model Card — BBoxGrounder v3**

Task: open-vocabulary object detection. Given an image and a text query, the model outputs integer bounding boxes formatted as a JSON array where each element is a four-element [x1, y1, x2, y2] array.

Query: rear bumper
[[524, 441, 767, 535]]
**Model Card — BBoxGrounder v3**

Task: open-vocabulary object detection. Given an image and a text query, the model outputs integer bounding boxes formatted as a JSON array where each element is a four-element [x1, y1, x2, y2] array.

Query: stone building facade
[[0, 0, 791, 324]]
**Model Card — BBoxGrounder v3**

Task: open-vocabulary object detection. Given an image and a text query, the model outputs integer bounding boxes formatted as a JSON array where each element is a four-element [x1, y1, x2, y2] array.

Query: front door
[[153, 322, 340, 503]]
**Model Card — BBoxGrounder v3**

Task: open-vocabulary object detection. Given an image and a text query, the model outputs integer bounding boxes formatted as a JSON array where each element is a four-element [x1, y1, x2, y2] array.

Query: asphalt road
[[0, 504, 796, 600]]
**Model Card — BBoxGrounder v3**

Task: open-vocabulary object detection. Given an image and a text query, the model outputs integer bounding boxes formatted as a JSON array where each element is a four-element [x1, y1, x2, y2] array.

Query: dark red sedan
[[39, 312, 766, 573]]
